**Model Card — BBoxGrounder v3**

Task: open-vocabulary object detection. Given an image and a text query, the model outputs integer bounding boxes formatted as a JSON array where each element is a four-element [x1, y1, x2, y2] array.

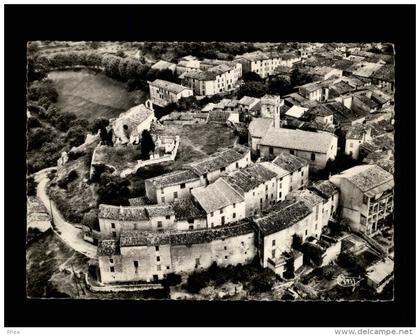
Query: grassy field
[[48, 69, 146, 121]]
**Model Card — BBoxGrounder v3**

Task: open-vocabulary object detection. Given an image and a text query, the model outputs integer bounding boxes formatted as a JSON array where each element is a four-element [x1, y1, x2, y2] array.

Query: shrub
[[27, 176, 37, 196], [161, 273, 182, 288], [185, 272, 209, 294]]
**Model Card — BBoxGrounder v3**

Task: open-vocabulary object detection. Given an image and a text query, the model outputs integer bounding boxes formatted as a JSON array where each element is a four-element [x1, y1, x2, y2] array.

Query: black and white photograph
[[26, 40, 396, 301], [4, 2, 416, 331]]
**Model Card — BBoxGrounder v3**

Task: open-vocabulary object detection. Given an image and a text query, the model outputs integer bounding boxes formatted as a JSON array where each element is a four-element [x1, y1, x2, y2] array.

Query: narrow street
[[34, 169, 98, 259]]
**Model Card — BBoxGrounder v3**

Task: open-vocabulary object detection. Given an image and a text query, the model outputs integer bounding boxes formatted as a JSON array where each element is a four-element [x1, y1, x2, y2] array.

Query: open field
[[48, 69, 146, 120]]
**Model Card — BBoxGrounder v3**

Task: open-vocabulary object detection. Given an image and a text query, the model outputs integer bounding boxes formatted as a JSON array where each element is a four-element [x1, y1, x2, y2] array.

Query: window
[[349, 142, 354, 148], [155, 246, 159, 251], [265, 195, 268, 200], [311, 153, 316, 161], [180, 183, 186, 189], [167, 266, 170, 270], [220, 209, 223, 214], [161, 188, 164, 194], [269, 147, 274, 155], [272, 240, 276, 246], [109, 258, 114, 264], [265, 185, 268, 191], [363, 195, 369, 204], [157, 221, 163, 228], [161, 197, 165, 203], [305, 230, 308, 236], [236, 162, 239, 168], [157, 265, 161, 271], [112, 232, 117, 238], [111, 223, 115, 229], [189, 225, 194, 230], [157, 256, 160, 262], [271, 250, 275, 258], [134, 261, 139, 268], [220, 167, 226, 172], [210, 212, 214, 217], [166, 215, 170, 220], [211, 223, 214, 228], [279, 192, 282, 198], [233, 213, 236, 219], [225, 256, 228, 259], [290, 150, 295, 155], [174, 191, 178, 199], [224, 246, 227, 250], [233, 203, 236, 208], [110, 266, 115, 273], [301, 171, 304, 177], [289, 186, 292, 192]]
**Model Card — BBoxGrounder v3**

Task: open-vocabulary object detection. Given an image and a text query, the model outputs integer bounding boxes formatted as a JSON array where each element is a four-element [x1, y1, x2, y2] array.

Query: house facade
[[98, 221, 256, 283], [148, 79, 193, 107], [329, 164, 394, 235]]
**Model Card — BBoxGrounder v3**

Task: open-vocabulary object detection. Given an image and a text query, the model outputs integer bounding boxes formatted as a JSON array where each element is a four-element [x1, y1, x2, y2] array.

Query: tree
[[54, 112, 77, 132], [27, 127, 52, 150], [243, 71, 262, 82], [96, 173, 131, 206], [290, 68, 313, 87], [66, 126, 86, 148], [268, 76, 291, 95], [90, 118, 110, 135], [237, 81, 267, 99], [81, 210, 100, 231], [139, 129, 155, 160], [28, 80, 58, 103]]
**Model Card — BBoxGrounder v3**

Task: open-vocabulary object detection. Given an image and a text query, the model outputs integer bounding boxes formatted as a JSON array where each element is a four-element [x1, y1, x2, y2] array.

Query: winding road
[[34, 168, 98, 259]]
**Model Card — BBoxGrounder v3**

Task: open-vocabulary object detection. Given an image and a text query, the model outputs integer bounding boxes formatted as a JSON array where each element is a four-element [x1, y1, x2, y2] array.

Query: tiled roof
[[112, 104, 154, 140], [171, 220, 254, 245], [345, 123, 370, 140], [184, 146, 249, 176], [307, 104, 334, 117], [337, 164, 394, 192], [238, 96, 260, 107], [248, 118, 273, 139], [150, 79, 191, 94], [325, 101, 366, 123], [151, 60, 176, 71], [98, 204, 148, 221], [298, 81, 323, 93], [260, 127, 337, 154], [329, 81, 355, 95], [120, 220, 254, 247], [184, 63, 234, 81], [286, 189, 324, 208], [285, 105, 308, 119], [310, 180, 339, 199], [191, 179, 244, 214], [272, 152, 308, 173], [371, 64, 394, 83], [120, 230, 171, 247], [128, 196, 152, 206], [146, 169, 200, 188], [98, 240, 120, 256], [222, 163, 278, 194], [258, 161, 290, 179], [172, 198, 207, 220], [145, 204, 174, 218], [254, 200, 312, 236], [356, 95, 379, 109], [360, 134, 394, 153]]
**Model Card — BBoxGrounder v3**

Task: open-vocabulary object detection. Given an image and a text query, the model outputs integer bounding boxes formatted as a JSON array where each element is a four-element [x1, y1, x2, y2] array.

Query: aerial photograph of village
[[26, 41, 395, 301]]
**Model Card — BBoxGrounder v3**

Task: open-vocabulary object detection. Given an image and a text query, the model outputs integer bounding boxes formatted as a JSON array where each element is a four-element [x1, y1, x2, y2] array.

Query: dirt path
[[34, 169, 97, 259]]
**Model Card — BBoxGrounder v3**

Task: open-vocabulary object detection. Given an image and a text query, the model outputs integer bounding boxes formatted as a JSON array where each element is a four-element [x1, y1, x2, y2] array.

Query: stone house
[[191, 178, 246, 228], [148, 79, 193, 107], [111, 101, 156, 145], [98, 203, 176, 238], [253, 200, 313, 268], [221, 163, 280, 217], [329, 164, 394, 235], [271, 152, 309, 192], [259, 127, 338, 172], [98, 220, 256, 283]]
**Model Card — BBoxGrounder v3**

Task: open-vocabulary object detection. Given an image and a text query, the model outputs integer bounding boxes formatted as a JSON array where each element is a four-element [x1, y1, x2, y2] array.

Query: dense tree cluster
[[139, 42, 257, 61], [96, 173, 131, 206]]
